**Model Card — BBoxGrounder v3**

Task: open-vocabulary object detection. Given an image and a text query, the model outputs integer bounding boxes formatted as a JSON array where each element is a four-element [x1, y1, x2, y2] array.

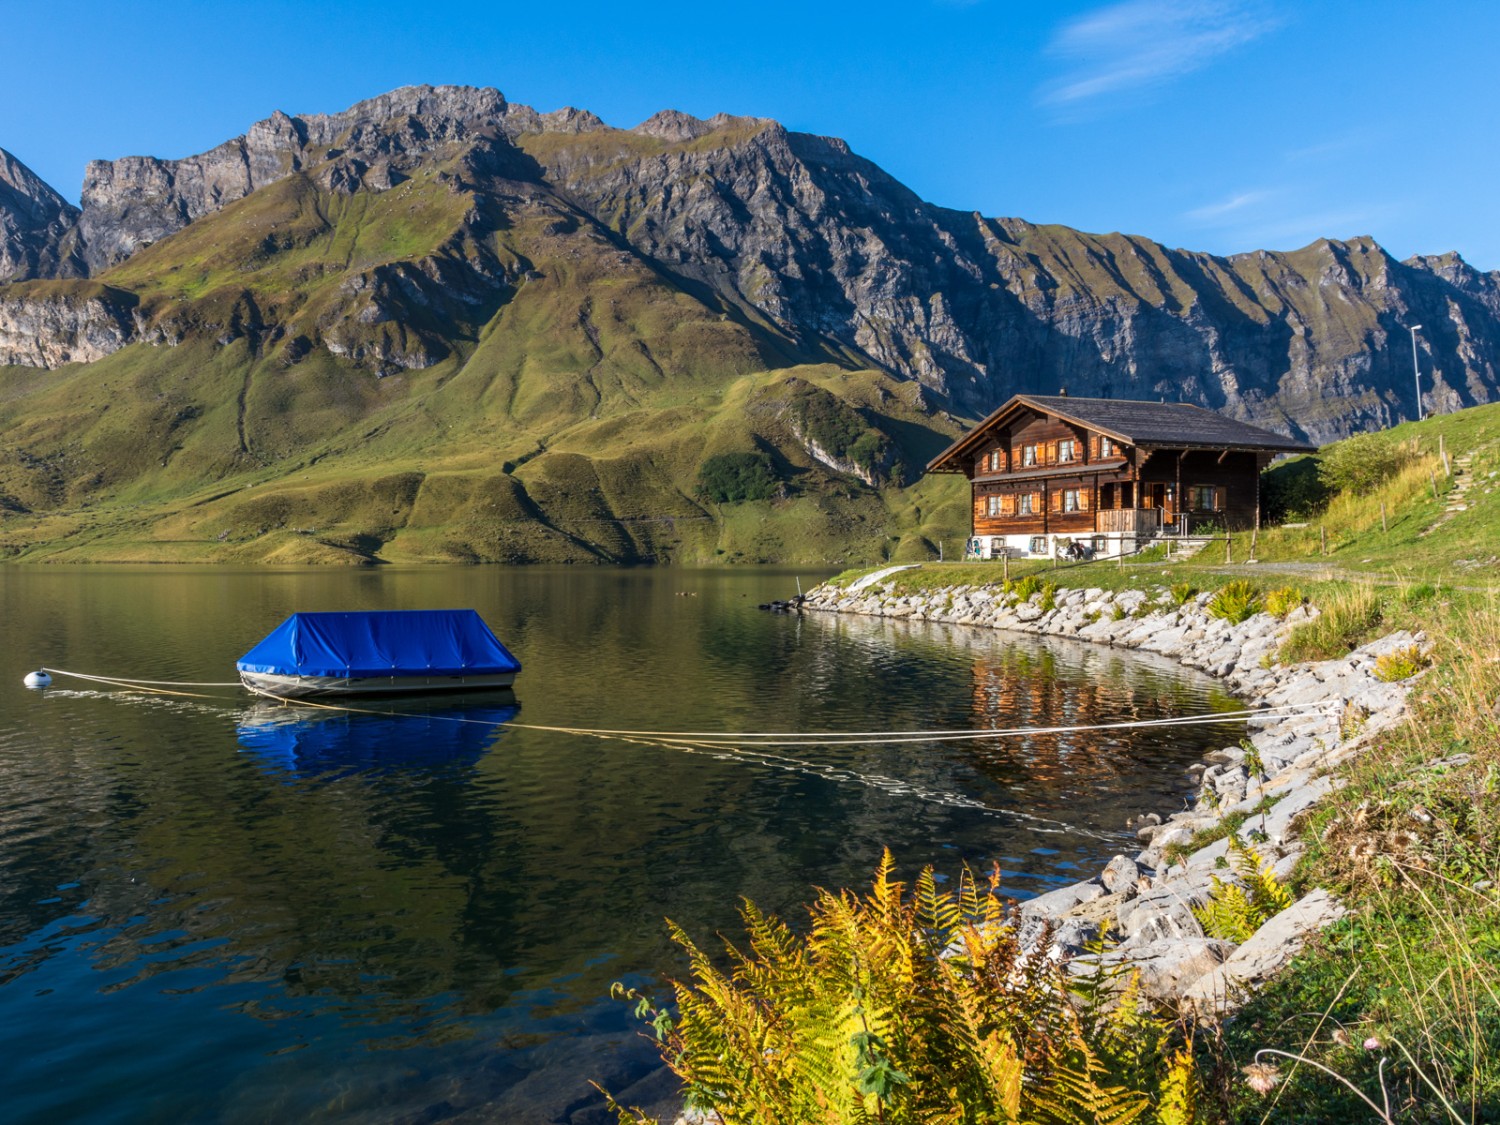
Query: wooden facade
[[928, 395, 1314, 557]]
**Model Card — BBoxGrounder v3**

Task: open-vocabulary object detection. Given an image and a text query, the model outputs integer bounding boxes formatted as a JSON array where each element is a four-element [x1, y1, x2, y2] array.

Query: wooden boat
[[236, 609, 521, 699]]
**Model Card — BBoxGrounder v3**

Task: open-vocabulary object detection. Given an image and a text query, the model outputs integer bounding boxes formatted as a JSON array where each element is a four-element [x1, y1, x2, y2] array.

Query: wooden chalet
[[927, 394, 1314, 560]]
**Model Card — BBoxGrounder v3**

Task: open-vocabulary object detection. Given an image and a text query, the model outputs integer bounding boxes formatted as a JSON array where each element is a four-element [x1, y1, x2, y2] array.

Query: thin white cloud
[[1041, 0, 1280, 107], [1216, 203, 1402, 252], [1186, 189, 1273, 223]]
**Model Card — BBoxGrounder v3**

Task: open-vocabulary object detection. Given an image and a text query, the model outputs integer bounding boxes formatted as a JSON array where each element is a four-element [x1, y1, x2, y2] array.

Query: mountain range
[[1, 84, 1496, 564]]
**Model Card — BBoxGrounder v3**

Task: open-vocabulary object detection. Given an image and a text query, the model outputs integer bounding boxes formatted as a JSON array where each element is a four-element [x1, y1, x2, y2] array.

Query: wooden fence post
[[1320, 525, 1327, 556], [1381, 501, 1388, 533]]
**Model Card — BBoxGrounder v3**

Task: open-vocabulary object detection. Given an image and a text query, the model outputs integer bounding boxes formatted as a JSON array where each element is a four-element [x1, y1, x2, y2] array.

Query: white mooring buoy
[[23, 670, 52, 689]]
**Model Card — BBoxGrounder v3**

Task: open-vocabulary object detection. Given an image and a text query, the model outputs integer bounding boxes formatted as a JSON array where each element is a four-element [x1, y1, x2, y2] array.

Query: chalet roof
[[928, 394, 1314, 473]]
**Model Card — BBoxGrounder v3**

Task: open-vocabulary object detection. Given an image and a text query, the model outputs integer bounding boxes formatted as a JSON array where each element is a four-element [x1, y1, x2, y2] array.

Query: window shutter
[[974, 497, 985, 521], [1046, 441, 1057, 465], [1215, 486, 1227, 512], [1078, 489, 1090, 511], [1049, 489, 1062, 512], [1000, 493, 1015, 516]]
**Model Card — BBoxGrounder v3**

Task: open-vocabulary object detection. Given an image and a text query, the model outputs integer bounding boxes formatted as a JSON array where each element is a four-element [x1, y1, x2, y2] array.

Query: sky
[[3, 0, 1498, 268]]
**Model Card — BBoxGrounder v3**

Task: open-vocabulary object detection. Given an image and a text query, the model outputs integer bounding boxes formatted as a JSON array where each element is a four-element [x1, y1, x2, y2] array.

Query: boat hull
[[240, 671, 518, 699]]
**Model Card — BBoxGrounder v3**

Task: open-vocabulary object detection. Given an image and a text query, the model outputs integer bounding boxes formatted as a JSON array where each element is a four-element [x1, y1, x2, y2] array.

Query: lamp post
[[1409, 324, 1424, 422]]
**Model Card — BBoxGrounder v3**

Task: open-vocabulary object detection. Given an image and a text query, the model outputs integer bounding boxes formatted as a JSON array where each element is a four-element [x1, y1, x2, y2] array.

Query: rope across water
[[41, 665, 1332, 745]]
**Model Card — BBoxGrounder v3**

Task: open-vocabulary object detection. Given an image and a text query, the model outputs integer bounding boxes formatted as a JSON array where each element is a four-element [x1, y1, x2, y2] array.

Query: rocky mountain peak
[[0, 147, 83, 281], [631, 109, 767, 142]]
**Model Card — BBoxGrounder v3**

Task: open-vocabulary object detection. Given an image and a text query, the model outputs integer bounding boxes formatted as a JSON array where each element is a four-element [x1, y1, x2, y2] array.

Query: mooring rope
[[47, 665, 1334, 744], [41, 667, 241, 698]]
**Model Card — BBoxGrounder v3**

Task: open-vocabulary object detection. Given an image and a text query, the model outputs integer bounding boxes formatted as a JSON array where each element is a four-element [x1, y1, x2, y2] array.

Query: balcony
[[1097, 508, 1163, 537]]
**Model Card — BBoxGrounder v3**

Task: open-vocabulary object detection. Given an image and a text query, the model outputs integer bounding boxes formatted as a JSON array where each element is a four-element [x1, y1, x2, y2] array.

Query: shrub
[[1170, 581, 1199, 606], [787, 386, 903, 484], [1374, 644, 1428, 682], [1263, 586, 1303, 619], [606, 853, 1201, 1124], [1260, 454, 1330, 520], [1012, 574, 1040, 601], [698, 451, 780, 503], [1207, 580, 1262, 624], [1316, 433, 1415, 496], [1037, 581, 1058, 613]]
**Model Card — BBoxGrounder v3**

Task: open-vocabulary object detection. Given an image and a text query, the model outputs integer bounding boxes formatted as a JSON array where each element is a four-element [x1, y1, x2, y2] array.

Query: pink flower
[[1364, 1036, 1383, 1051]]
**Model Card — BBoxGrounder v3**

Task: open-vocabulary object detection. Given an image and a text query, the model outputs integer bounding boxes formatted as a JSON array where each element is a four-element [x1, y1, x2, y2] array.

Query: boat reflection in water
[[235, 692, 520, 781]]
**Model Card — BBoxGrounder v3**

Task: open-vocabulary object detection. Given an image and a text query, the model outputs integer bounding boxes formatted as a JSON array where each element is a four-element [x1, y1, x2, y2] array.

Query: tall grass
[[1255, 451, 1445, 562], [1222, 598, 1500, 1122], [1279, 583, 1385, 662]]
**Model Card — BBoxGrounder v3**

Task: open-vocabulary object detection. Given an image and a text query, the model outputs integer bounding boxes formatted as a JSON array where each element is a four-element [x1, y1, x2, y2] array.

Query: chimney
[[1058, 387, 1068, 397]]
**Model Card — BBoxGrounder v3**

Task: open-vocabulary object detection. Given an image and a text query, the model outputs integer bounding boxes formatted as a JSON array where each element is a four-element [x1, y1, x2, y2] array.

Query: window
[[1099, 436, 1115, 458], [1057, 439, 1077, 463], [987, 494, 1003, 517], [1061, 488, 1081, 512], [1029, 536, 1047, 555], [1021, 444, 1037, 467], [1018, 493, 1035, 515], [984, 450, 1002, 473], [1093, 536, 1108, 555], [1189, 485, 1223, 511]]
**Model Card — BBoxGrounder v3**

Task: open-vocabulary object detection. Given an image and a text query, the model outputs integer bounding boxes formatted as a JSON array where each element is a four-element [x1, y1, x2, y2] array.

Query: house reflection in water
[[964, 642, 1235, 793]]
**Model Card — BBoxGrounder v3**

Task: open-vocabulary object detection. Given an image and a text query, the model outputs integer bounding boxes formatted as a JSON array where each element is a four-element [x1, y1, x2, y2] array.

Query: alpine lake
[[0, 566, 1244, 1123]]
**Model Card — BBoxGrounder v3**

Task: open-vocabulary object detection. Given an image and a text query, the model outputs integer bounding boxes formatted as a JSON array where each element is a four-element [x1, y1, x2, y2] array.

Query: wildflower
[[1331, 1028, 1351, 1047], [1242, 1061, 1282, 1094], [1364, 1036, 1383, 1051]]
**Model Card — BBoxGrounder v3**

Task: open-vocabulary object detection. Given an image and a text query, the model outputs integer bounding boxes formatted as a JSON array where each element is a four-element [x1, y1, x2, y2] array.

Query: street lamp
[[1409, 324, 1424, 422]]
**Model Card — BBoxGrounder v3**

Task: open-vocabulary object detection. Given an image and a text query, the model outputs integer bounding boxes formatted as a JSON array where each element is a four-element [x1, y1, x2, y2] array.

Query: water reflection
[[235, 694, 520, 781], [0, 567, 1245, 1125]]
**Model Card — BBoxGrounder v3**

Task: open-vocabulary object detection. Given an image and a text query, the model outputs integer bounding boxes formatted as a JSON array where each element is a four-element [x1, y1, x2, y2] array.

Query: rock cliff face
[[0, 148, 84, 282], [0, 283, 137, 367], [3, 84, 1500, 443]]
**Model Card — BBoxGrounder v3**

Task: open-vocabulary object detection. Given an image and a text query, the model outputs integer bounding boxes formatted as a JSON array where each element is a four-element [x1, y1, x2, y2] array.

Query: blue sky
[[5, 0, 1497, 267]]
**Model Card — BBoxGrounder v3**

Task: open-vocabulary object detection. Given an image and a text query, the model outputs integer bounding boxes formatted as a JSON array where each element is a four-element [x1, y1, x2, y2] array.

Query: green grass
[[1209, 595, 1500, 1123]]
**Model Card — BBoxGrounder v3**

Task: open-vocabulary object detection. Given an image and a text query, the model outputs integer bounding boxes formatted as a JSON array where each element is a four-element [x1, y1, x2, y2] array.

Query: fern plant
[[1038, 581, 1059, 613], [1169, 582, 1199, 607], [1263, 586, 1303, 619], [604, 852, 1200, 1124], [1206, 580, 1262, 624], [1193, 838, 1293, 943]]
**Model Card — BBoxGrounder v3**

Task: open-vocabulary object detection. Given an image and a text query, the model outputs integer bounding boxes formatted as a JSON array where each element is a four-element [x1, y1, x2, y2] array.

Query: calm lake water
[[0, 566, 1242, 1123]]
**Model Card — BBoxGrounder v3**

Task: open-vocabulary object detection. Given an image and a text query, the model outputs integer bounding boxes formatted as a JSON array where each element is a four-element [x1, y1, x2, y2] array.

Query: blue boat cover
[[236, 609, 522, 679]]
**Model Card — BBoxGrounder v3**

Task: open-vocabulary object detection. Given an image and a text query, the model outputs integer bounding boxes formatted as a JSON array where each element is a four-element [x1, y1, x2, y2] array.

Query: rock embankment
[[803, 576, 1420, 1014]]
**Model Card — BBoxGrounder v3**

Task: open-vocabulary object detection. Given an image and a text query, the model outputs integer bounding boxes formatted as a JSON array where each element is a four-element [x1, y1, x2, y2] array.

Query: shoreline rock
[[801, 575, 1421, 1015]]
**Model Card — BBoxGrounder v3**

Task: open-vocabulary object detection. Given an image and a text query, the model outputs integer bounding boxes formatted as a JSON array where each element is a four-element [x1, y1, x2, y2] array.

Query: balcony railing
[[1097, 508, 1162, 537]]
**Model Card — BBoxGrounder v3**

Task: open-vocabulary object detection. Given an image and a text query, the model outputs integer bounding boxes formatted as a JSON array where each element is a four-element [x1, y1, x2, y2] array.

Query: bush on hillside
[[1260, 455, 1329, 520], [1316, 433, 1415, 496], [698, 452, 780, 503], [787, 386, 907, 485]]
